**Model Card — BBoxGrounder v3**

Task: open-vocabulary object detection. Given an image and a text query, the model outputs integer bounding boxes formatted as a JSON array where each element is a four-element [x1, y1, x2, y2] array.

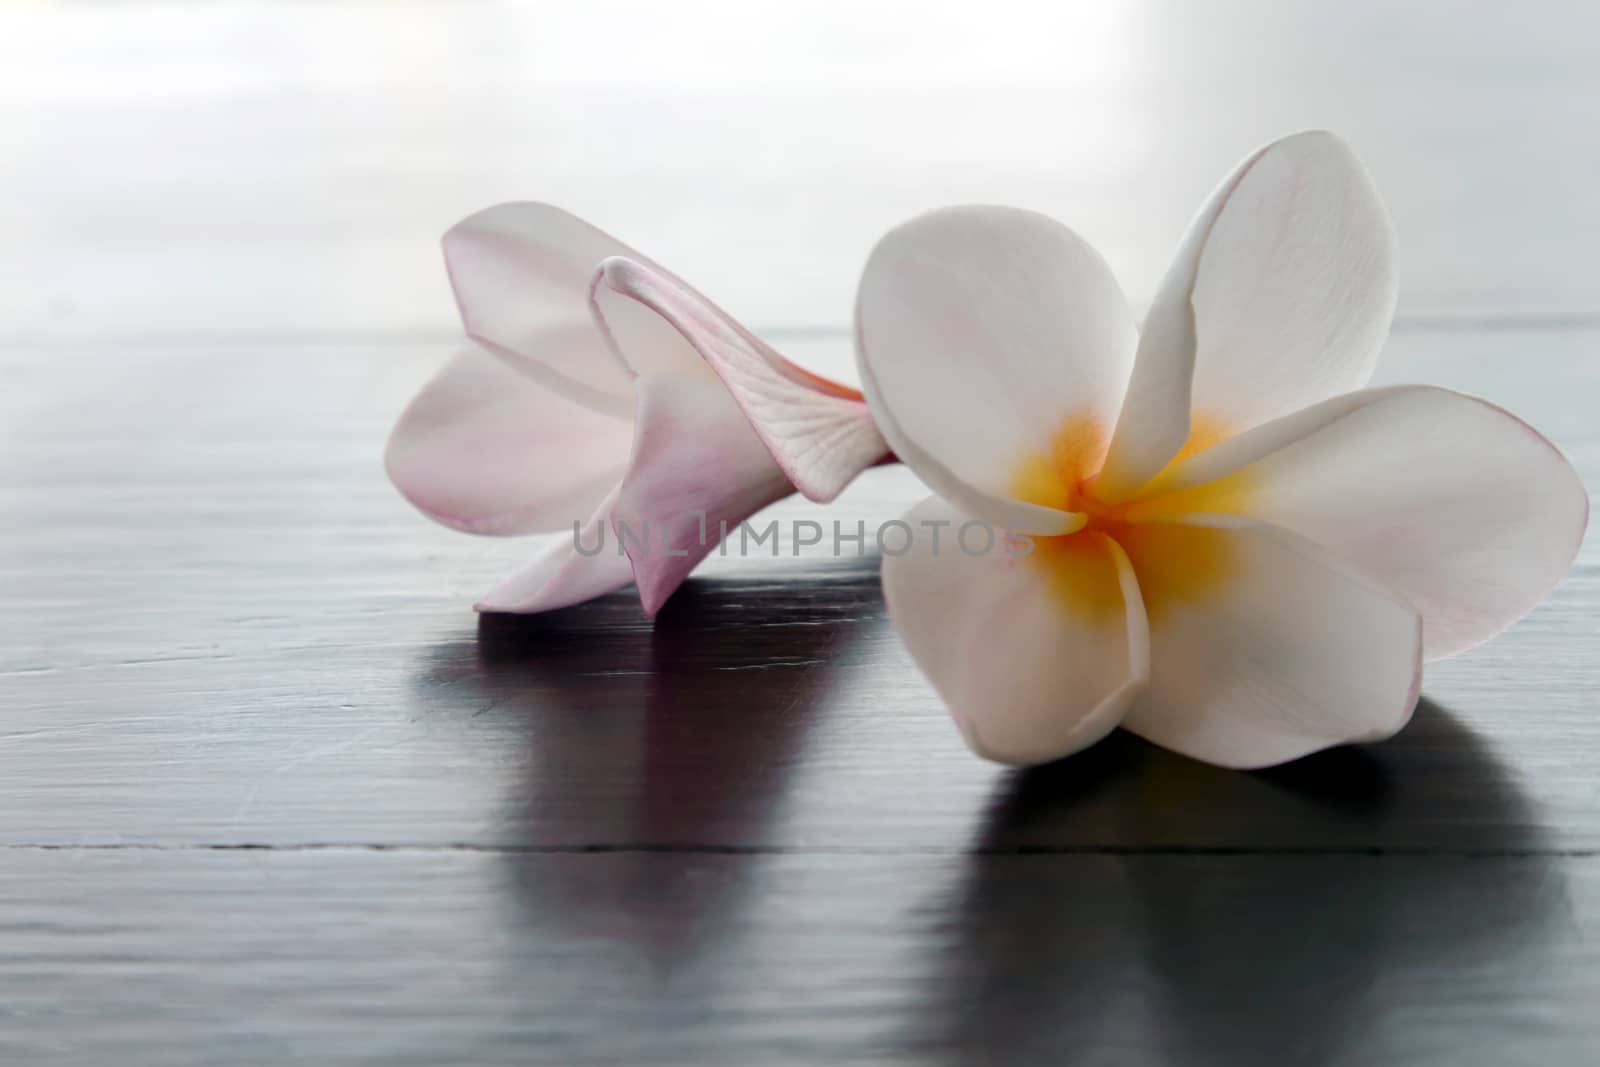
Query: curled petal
[[598, 257, 890, 503], [385, 345, 632, 536], [881, 496, 1149, 765], [443, 203, 701, 413], [1098, 131, 1398, 500], [610, 374, 796, 616], [1119, 516, 1422, 768], [1141, 386, 1588, 660], [856, 205, 1137, 535]]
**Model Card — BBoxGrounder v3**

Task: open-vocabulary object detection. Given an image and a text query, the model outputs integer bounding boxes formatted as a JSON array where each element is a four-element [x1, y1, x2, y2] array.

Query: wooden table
[[3, 3, 1597, 1063]]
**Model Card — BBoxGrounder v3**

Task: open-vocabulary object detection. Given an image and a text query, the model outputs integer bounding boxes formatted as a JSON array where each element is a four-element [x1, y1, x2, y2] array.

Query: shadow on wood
[[909, 699, 1559, 1064]]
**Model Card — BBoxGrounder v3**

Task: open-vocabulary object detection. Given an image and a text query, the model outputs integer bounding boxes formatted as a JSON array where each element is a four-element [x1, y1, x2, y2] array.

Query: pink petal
[[1098, 132, 1398, 500], [442, 203, 702, 414], [597, 257, 890, 503], [474, 487, 636, 613], [476, 373, 799, 616], [610, 374, 795, 617], [385, 345, 632, 536]]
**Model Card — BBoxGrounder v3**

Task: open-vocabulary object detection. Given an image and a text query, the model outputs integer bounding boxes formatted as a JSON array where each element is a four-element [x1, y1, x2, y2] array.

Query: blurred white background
[[4, 0, 1598, 343]]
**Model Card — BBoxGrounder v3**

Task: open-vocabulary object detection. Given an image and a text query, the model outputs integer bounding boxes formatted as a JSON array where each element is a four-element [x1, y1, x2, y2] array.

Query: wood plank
[[1, 329, 1595, 850], [5, 1, 1600, 337], [0, 849, 1594, 1065]]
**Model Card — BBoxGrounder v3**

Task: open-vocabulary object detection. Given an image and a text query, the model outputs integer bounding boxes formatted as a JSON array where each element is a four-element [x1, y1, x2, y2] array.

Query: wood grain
[[1, 850, 1595, 1065]]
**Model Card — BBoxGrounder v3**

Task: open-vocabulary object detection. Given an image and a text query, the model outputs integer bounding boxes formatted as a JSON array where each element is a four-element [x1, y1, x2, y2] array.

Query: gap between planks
[[1, 842, 1596, 858]]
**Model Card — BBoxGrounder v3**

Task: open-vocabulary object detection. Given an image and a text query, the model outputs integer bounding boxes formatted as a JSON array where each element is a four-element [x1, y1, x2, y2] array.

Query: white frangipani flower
[[855, 131, 1588, 768]]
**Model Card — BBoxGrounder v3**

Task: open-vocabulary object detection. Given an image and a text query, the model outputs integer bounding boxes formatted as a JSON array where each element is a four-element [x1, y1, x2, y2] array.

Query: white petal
[[881, 496, 1148, 765], [610, 374, 796, 616], [856, 205, 1137, 535], [385, 345, 632, 536], [443, 203, 701, 413], [1119, 516, 1421, 768], [1138, 386, 1588, 660], [1134, 386, 1403, 499], [475, 488, 636, 613], [1098, 131, 1398, 500], [598, 257, 890, 503]]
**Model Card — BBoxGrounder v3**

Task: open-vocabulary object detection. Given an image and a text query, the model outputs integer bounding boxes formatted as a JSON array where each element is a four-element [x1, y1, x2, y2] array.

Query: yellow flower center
[[1009, 414, 1254, 620]]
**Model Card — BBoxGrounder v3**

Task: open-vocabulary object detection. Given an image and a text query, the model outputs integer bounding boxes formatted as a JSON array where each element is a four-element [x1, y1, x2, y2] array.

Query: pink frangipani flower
[[387, 204, 889, 615], [855, 131, 1588, 768]]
